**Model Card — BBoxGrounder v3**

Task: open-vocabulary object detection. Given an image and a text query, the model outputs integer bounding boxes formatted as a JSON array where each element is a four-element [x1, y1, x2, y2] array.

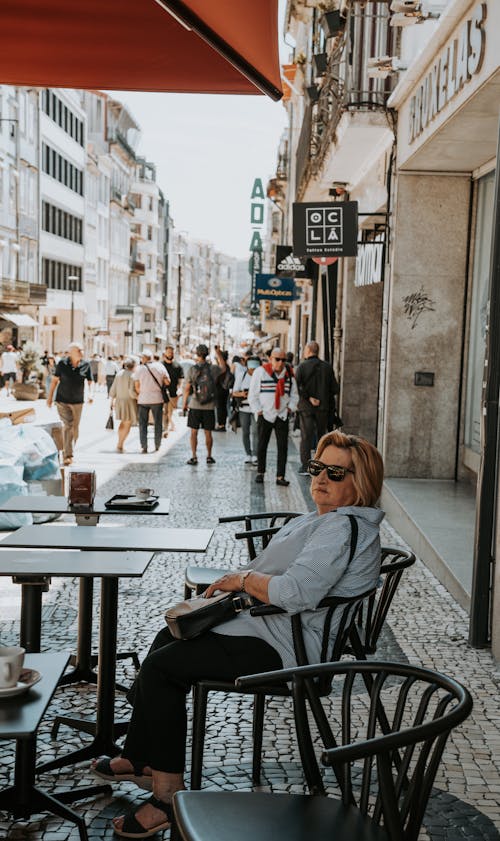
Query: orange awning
[[0, 0, 282, 100]]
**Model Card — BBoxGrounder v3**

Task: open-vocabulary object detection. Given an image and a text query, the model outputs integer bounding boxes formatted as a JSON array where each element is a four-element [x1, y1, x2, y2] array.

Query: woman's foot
[[91, 756, 153, 790], [113, 796, 172, 838], [116, 446, 124, 453]]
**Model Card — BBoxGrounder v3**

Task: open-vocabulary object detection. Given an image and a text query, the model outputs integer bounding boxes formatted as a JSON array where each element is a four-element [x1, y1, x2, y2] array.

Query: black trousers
[[122, 627, 282, 774], [299, 411, 328, 469], [215, 391, 228, 427], [257, 415, 289, 477]]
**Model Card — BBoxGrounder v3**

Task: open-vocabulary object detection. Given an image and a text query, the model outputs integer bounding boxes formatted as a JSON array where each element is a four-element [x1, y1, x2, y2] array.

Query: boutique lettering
[[408, 3, 486, 144]]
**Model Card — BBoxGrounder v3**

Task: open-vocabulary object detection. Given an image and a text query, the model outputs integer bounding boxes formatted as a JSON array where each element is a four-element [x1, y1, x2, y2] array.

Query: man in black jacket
[[295, 341, 340, 474]]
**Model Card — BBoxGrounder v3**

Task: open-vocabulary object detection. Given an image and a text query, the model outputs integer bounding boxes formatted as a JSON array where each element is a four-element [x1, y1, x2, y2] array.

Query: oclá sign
[[409, 3, 486, 144]]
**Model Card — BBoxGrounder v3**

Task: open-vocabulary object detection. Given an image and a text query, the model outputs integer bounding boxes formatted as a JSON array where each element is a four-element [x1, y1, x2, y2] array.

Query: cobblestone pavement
[[1, 394, 499, 839]]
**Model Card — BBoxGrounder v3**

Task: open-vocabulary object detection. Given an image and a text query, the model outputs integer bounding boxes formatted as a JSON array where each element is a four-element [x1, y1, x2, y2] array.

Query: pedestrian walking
[[161, 346, 184, 435], [248, 347, 298, 486], [182, 344, 221, 465], [45, 355, 57, 399], [110, 358, 138, 453], [0, 344, 19, 394], [133, 350, 170, 454], [214, 346, 232, 430], [104, 356, 120, 395], [232, 355, 260, 464], [46, 341, 93, 465], [89, 353, 100, 393], [295, 341, 340, 474]]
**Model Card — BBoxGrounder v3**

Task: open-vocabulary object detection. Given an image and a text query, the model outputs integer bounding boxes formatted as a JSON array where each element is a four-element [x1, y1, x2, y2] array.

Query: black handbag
[[165, 591, 254, 640], [145, 363, 170, 403], [105, 412, 114, 430]]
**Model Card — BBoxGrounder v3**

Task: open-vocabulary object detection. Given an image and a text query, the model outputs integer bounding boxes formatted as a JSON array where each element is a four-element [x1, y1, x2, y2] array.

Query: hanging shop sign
[[275, 245, 315, 278], [249, 177, 265, 304], [255, 274, 299, 301], [292, 201, 358, 257], [409, 3, 486, 144], [354, 235, 385, 287]]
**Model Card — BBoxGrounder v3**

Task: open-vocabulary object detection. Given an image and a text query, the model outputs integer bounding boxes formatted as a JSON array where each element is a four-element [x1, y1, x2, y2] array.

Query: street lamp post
[[67, 274, 79, 343], [176, 258, 182, 354], [207, 297, 216, 349]]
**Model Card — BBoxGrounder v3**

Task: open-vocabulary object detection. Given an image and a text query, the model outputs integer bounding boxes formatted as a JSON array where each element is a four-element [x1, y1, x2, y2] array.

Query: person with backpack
[[295, 341, 341, 474], [182, 344, 222, 465], [248, 347, 298, 486]]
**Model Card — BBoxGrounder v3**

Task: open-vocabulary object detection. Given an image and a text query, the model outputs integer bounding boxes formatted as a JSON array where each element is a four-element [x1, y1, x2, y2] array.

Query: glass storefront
[[464, 170, 496, 456]]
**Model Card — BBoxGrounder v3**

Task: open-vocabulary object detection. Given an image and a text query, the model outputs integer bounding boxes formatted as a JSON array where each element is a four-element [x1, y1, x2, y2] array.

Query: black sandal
[[113, 796, 172, 839], [93, 756, 152, 790]]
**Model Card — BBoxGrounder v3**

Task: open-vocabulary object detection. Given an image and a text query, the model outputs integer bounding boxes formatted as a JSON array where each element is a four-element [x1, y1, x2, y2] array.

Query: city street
[[0, 393, 499, 839]]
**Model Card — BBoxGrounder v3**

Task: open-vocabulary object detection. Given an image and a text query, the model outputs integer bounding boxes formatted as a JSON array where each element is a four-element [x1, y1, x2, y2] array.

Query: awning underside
[[0, 0, 282, 100]]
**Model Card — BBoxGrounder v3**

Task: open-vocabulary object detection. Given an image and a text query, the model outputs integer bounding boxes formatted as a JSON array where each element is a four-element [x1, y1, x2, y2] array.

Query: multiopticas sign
[[409, 3, 486, 144]]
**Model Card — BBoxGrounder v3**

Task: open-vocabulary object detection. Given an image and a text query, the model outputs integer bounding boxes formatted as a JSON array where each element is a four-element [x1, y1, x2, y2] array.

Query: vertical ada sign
[[249, 178, 265, 306]]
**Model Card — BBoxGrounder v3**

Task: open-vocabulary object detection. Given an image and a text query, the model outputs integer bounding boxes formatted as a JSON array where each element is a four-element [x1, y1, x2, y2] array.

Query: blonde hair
[[315, 430, 384, 507]]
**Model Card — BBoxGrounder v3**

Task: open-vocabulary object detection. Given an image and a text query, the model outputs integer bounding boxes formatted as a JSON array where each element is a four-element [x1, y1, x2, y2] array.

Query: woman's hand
[[204, 570, 272, 603], [205, 573, 244, 598]]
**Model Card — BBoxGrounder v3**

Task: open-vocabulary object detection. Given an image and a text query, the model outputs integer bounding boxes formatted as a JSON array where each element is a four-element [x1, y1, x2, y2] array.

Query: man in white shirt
[[104, 356, 120, 395], [133, 350, 170, 454], [248, 347, 298, 487], [0, 344, 18, 394]]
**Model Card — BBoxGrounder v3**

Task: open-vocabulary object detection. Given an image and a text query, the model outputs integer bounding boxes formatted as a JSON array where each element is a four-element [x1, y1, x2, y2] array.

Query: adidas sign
[[277, 254, 306, 272]]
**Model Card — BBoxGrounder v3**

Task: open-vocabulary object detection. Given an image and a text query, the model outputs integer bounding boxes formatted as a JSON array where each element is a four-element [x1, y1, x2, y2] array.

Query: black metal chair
[[189, 588, 375, 790], [174, 661, 473, 841], [188, 544, 416, 789], [184, 512, 301, 599], [349, 546, 416, 657]]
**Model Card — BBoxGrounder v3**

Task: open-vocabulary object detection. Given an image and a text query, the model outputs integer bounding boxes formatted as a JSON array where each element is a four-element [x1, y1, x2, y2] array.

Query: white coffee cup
[[135, 487, 153, 500], [0, 645, 25, 688]]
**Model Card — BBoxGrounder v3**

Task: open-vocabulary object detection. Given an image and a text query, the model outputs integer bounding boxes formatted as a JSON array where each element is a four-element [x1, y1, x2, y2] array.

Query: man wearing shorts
[[182, 344, 221, 465]]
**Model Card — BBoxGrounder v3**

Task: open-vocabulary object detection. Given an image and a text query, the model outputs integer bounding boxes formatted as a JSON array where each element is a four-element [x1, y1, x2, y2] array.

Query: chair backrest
[[243, 660, 471, 841], [355, 546, 416, 655], [222, 511, 301, 559]]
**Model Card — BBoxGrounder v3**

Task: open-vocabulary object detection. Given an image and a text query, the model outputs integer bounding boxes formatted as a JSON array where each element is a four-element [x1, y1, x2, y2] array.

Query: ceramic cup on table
[[0, 645, 25, 688], [135, 488, 154, 500]]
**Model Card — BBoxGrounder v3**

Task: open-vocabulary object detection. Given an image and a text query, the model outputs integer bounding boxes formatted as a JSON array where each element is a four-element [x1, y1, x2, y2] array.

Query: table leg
[[14, 578, 49, 653], [0, 732, 110, 840], [58, 577, 98, 686], [37, 576, 123, 774]]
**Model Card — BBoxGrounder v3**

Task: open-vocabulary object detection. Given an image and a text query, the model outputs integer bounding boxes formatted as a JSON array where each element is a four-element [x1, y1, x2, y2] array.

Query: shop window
[[464, 171, 496, 456]]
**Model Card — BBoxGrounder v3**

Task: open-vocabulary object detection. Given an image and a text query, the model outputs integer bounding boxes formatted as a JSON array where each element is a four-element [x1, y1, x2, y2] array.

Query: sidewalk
[[0, 395, 499, 839]]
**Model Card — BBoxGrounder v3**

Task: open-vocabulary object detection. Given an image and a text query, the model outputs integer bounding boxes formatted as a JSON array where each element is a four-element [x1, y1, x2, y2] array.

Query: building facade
[[274, 0, 500, 658]]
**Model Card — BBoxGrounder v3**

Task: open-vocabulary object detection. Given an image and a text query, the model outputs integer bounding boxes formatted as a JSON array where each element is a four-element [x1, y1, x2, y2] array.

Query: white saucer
[[0, 669, 41, 699]]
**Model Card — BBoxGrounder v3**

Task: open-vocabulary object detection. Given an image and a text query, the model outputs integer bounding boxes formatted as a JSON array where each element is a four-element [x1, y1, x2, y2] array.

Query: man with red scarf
[[248, 347, 298, 486]]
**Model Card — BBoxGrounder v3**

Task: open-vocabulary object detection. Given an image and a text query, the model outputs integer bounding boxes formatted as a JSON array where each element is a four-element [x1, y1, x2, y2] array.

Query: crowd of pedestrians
[[1, 337, 342, 475]]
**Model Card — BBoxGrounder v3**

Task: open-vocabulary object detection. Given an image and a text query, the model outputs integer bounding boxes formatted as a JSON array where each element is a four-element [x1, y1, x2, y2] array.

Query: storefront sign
[[293, 201, 358, 257], [255, 274, 298, 301], [409, 3, 486, 144], [275, 245, 314, 278], [354, 236, 384, 287]]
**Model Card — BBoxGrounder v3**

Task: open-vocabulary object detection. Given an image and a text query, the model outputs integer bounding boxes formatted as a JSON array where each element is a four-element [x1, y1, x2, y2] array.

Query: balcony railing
[[0, 279, 30, 306], [296, 2, 395, 197]]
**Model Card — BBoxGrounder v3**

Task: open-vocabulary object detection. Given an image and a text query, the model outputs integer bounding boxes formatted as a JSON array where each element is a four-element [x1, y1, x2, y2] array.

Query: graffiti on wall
[[402, 286, 436, 329]]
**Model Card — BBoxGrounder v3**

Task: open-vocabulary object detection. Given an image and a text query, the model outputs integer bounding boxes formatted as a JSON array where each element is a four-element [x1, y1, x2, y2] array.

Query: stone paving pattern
[[0, 401, 499, 839]]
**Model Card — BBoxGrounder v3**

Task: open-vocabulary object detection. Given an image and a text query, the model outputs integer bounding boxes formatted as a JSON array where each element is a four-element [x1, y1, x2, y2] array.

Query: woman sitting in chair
[[93, 430, 384, 839]]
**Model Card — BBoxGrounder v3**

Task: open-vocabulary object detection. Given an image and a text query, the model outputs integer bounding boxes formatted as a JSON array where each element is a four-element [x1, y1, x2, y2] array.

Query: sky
[[113, 4, 289, 261]]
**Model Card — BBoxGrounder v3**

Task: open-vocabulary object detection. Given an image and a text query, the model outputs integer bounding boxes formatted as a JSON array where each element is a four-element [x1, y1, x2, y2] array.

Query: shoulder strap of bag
[[346, 513, 358, 564], [145, 363, 163, 389]]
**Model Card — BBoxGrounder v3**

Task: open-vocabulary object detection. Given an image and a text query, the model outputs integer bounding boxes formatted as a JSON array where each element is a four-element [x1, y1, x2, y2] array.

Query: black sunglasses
[[307, 459, 354, 481]]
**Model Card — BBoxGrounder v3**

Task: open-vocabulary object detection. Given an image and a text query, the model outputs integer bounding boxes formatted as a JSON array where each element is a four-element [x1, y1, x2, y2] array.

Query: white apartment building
[[130, 159, 166, 350], [0, 85, 41, 347], [38, 88, 86, 353]]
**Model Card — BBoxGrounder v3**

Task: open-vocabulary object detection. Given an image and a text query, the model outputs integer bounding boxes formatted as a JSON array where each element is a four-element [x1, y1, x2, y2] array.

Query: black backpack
[[194, 363, 216, 405]]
